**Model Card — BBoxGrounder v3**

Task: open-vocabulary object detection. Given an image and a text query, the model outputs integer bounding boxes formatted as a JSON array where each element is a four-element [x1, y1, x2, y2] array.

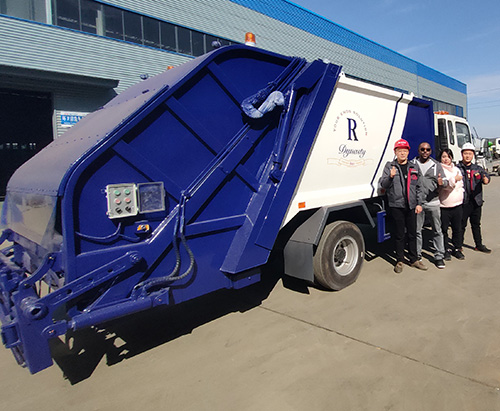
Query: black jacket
[[457, 161, 489, 206]]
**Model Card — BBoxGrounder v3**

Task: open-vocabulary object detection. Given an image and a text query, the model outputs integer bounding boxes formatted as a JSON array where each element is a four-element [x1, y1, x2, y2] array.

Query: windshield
[[456, 122, 471, 148]]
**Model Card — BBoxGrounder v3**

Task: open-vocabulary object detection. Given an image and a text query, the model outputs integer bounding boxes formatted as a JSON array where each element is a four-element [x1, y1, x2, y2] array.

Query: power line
[[468, 87, 500, 95], [468, 98, 500, 107], [468, 103, 500, 110]]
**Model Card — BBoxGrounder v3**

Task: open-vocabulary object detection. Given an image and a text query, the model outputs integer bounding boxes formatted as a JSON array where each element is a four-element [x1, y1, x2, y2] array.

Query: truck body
[[0, 45, 435, 374]]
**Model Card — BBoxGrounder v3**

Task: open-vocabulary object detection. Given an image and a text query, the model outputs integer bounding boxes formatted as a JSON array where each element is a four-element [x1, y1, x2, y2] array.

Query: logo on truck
[[329, 110, 372, 167], [333, 110, 368, 138], [347, 118, 358, 141]]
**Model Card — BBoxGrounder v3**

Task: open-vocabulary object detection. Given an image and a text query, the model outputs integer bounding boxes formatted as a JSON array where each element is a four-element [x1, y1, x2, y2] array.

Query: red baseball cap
[[394, 139, 410, 150]]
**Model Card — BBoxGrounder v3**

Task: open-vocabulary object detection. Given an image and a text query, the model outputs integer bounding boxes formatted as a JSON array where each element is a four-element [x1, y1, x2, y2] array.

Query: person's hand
[[455, 171, 462, 181], [390, 166, 397, 178], [483, 175, 490, 184], [415, 205, 423, 214], [437, 173, 443, 186]]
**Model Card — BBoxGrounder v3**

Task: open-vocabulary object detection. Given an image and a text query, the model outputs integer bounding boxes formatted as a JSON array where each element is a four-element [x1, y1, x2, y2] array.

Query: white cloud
[[397, 42, 435, 57]]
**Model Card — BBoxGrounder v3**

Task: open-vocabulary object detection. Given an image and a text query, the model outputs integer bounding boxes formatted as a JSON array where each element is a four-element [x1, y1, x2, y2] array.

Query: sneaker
[[475, 245, 491, 254], [444, 251, 451, 261], [411, 260, 428, 271], [452, 249, 465, 260], [394, 262, 404, 274], [435, 259, 446, 269]]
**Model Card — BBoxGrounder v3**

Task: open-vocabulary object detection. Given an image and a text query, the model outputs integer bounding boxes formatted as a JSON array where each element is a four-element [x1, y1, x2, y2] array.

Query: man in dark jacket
[[380, 139, 426, 273], [457, 143, 491, 253]]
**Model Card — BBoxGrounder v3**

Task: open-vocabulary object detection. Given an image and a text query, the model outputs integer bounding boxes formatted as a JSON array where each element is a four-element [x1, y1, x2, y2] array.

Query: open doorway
[[0, 88, 54, 199]]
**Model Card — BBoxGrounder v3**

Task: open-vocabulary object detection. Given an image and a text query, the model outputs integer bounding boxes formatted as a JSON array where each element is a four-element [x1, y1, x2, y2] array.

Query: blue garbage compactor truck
[[0, 45, 434, 373]]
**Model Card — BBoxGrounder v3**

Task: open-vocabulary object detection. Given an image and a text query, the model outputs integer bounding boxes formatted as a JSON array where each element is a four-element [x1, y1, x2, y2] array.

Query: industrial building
[[0, 0, 467, 198]]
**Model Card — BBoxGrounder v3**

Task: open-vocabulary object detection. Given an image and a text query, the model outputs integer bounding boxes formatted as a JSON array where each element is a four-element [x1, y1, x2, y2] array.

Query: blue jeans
[[416, 203, 445, 260]]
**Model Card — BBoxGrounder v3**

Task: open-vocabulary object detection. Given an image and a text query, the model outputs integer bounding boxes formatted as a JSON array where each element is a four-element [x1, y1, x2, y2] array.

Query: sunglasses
[[420, 148, 431, 152]]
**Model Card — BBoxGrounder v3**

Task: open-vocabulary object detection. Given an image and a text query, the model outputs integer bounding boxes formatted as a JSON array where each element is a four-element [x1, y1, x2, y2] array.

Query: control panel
[[106, 182, 165, 219], [106, 183, 138, 219]]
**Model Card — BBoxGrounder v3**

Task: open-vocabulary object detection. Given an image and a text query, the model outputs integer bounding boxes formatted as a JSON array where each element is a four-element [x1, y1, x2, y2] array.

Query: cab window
[[456, 122, 471, 148], [447, 121, 455, 145]]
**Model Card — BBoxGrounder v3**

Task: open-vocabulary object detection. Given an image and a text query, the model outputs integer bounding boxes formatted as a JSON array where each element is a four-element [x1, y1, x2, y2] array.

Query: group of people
[[380, 139, 491, 273]]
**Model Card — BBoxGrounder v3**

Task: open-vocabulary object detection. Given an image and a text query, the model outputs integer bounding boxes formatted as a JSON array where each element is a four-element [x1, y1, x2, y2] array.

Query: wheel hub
[[332, 237, 359, 276], [335, 245, 347, 263]]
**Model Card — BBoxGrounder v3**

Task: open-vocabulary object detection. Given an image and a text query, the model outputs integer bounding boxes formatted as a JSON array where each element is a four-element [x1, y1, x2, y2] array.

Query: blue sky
[[290, 0, 500, 138]]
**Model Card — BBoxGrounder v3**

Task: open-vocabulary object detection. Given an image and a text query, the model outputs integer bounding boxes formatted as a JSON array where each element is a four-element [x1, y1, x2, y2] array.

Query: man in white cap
[[457, 143, 491, 253]]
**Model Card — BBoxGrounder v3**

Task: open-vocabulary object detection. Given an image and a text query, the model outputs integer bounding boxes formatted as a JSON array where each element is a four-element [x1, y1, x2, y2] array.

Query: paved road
[[1, 178, 500, 410]]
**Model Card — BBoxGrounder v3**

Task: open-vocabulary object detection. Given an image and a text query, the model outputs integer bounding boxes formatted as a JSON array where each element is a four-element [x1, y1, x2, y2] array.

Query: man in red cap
[[380, 139, 426, 273]]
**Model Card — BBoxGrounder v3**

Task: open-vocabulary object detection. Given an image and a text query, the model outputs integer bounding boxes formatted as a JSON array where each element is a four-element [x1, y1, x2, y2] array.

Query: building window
[[0, 0, 47, 23], [43, 0, 236, 56], [160, 21, 176, 51], [103, 4, 122, 40], [143, 16, 160, 48], [177, 26, 191, 55], [80, 0, 101, 35], [53, 0, 80, 30], [192, 31, 205, 56], [424, 96, 464, 118], [123, 9, 141, 44]]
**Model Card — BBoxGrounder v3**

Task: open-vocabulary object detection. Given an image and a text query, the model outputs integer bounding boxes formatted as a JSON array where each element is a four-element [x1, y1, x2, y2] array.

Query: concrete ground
[[1, 178, 500, 411]]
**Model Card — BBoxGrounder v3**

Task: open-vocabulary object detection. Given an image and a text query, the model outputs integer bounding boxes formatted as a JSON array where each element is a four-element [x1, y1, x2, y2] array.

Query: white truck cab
[[434, 111, 472, 161]]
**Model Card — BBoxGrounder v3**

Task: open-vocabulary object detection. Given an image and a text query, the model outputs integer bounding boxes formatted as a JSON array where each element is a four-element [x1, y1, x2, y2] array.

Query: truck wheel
[[313, 221, 364, 290]]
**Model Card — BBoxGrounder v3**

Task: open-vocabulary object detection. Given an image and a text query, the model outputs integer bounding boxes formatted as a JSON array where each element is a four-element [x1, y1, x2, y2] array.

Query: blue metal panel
[[401, 97, 435, 159], [0, 45, 341, 373]]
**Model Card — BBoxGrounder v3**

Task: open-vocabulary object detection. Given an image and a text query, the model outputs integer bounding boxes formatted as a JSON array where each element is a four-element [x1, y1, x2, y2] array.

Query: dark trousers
[[441, 205, 463, 251], [462, 201, 483, 247], [390, 207, 418, 264]]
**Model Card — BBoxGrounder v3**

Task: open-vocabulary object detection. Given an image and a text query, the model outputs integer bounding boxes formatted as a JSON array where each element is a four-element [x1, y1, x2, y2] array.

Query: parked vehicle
[[0, 45, 436, 373], [434, 111, 473, 161]]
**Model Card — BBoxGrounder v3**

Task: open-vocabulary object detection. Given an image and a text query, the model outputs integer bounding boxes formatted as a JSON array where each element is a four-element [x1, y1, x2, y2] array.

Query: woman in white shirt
[[439, 149, 465, 260]]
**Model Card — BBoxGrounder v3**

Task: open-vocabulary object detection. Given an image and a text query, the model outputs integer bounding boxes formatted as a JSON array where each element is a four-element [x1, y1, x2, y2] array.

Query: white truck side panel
[[283, 75, 413, 225]]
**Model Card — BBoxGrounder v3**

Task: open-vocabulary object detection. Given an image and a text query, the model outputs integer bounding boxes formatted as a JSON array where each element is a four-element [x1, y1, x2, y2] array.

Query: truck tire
[[313, 221, 364, 290]]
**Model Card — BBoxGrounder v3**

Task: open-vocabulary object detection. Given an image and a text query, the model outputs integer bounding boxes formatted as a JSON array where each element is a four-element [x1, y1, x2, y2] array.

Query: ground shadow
[[50, 221, 440, 383], [51, 249, 284, 384], [362, 223, 437, 267]]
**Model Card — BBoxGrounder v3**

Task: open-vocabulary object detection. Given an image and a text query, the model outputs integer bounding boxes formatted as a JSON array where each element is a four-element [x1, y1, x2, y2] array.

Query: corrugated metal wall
[[106, 0, 466, 109], [0, 14, 190, 137], [0, 0, 467, 140]]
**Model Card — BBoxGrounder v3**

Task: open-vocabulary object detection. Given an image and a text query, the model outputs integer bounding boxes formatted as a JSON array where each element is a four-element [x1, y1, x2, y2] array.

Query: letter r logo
[[347, 118, 358, 141]]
